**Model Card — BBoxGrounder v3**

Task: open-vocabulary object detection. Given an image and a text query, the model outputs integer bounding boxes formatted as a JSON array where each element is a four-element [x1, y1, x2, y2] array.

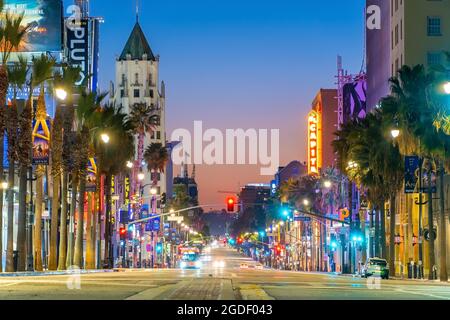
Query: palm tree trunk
[[16, 165, 27, 271], [438, 161, 447, 282], [375, 205, 380, 257], [48, 170, 60, 270], [369, 203, 374, 258], [66, 176, 78, 269], [58, 172, 68, 270], [427, 166, 436, 280], [380, 202, 387, 260], [103, 174, 112, 269], [74, 174, 86, 268], [85, 193, 94, 269], [389, 195, 396, 277], [5, 163, 15, 272], [6, 161, 16, 271], [34, 167, 44, 271], [0, 134, 3, 273]]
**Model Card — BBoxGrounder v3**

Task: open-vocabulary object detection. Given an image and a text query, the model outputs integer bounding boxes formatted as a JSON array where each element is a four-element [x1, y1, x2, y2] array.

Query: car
[[362, 258, 390, 279], [240, 263, 249, 269], [180, 252, 202, 269], [255, 264, 264, 270]]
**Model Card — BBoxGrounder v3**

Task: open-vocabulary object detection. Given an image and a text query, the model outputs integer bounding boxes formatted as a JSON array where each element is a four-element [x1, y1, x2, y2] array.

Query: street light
[[150, 188, 157, 195], [324, 180, 332, 189], [138, 172, 145, 182], [391, 129, 400, 139], [55, 88, 67, 101], [101, 133, 110, 144], [1, 181, 8, 190], [443, 81, 450, 95], [126, 161, 134, 169], [303, 199, 310, 206]]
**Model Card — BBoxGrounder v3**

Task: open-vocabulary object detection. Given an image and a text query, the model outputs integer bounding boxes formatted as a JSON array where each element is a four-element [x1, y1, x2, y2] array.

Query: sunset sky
[[73, 0, 366, 207]]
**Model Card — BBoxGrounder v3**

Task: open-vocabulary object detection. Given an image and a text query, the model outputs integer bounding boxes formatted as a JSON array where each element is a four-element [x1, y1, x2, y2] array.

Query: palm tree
[[93, 104, 135, 268], [383, 65, 448, 280], [129, 102, 159, 195], [28, 54, 55, 271], [3, 55, 27, 273], [144, 143, 169, 187], [1, 9, 30, 272], [52, 66, 79, 270], [73, 90, 107, 268]]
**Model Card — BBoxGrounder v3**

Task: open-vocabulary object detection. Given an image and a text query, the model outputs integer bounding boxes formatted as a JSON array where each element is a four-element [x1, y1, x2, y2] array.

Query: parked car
[[362, 258, 389, 279]]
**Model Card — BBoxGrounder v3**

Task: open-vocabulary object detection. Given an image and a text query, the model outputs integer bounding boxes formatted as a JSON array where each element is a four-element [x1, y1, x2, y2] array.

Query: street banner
[[141, 204, 149, 218], [32, 119, 51, 165], [405, 156, 419, 194], [66, 18, 89, 86], [86, 158, 97, 192]]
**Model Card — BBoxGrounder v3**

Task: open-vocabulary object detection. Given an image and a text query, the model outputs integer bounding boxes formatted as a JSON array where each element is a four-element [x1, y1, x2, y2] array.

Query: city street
[[0, 246, 449, 300]]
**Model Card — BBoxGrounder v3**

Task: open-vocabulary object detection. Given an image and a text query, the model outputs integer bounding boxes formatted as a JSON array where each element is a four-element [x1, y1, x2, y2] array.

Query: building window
[[395, 24, 399, 45], [427, 17, 442, 36], [150, 89, 154, 98], [134, 89, 140, 98], [427, 52, 441, 66], [135, 73, 139, 84], [151, 131, 161, 140], [120, 89, 125, 98]]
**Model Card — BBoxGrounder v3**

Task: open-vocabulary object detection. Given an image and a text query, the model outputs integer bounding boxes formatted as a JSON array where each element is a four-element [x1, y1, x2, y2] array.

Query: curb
[[0, 269, 114, 277]]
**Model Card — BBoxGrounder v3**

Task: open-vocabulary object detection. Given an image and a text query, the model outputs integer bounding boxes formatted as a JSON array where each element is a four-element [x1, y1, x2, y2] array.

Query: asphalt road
[[0, 245, 449, 300]]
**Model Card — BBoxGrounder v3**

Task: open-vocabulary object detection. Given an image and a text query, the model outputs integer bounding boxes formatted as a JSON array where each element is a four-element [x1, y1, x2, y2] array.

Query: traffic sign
[[294, 216, 311, 222]]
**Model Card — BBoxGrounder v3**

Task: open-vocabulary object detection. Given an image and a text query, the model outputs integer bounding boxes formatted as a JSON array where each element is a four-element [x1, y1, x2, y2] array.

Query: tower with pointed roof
[[111, 18, 167, 212]]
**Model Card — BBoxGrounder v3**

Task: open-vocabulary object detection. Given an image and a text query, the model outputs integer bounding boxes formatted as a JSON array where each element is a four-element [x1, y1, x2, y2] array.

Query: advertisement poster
[[2, 0, 63, 54], [86, 158, 97, 192], [32, 119, 51, 165], [405, 156, 420, 194]]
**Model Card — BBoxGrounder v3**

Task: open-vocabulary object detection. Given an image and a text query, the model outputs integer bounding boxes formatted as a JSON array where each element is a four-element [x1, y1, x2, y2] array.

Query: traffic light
[[237, 237, 243, 245], [227, 197, 236, 212], [161, 193, 167, 207], [119, 227, 127, 241], [275, 245, 282, 256]]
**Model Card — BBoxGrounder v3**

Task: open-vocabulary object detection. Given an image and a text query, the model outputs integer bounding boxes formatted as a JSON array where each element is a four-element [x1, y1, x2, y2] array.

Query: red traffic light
[[119, 227, 127, 240], [227, 197, 236, 212]]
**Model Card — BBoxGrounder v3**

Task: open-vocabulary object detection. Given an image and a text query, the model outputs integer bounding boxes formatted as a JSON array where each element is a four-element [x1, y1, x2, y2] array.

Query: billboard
[[2, 0, 63, 54], [343, 77, 367, 123], [65, 18, 89, 86]]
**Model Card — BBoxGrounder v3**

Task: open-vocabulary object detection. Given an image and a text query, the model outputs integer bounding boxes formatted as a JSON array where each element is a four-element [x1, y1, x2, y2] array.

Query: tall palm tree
[[3, 55, 27, 273], [383, 65, 448, 280], [144, 143, 169, 187], [93, 104, 135, 268], [28, 54, 55, 271], [53, 66, 79, 270], [129, 102, 158, 195], [73, 90, 107, 268], [1, 9, 30, 272]]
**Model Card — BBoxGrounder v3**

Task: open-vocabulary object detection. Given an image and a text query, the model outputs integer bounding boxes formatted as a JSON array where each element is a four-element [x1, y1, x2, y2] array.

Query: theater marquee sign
[[308, 110, 321, 175]]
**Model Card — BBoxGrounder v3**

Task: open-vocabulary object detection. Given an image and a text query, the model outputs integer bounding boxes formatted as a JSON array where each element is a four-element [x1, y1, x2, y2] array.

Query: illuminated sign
[[307, 110, 321, 175]]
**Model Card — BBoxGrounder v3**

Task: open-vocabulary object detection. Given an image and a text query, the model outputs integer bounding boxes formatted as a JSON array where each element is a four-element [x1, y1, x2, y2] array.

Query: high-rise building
[[111, 20, 167, 210], [308, 89, 338, 175], [366, 0, 391, 110], [366, 0, 450, 109]]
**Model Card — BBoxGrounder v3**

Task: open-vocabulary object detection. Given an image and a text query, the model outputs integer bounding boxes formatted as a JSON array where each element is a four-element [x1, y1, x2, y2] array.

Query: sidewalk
[[0, 269, 115, 277]]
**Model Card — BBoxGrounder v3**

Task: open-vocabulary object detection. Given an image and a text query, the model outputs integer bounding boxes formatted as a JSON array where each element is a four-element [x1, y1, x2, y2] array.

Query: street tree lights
[[55, 88, 68, 101], [100, 133, 110, 144]]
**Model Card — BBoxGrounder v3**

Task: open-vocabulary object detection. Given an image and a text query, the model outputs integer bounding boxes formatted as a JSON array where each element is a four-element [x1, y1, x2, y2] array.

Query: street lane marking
[[239, 285, 274, 300], [394, 288, 450, 300]]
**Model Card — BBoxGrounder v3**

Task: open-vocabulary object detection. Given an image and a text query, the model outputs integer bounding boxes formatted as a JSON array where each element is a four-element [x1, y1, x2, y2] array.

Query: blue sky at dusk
[[66, 0, 366, 205]]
